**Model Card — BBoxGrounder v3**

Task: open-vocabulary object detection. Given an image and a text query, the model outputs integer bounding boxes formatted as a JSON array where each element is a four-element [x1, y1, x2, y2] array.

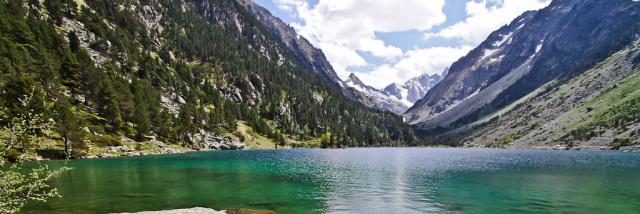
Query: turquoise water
[[22, 148, 640, 213]]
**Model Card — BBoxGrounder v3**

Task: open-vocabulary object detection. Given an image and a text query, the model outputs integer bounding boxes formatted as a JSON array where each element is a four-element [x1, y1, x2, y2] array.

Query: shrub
[[5, 148, 22, 162], [611, 137, 633, 150], [89, 134, 122, 147]]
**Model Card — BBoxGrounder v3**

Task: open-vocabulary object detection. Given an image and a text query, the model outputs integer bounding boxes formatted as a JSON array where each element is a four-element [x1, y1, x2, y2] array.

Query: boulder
[[189, 129, 246, 151], [109, 146, 132, 152]]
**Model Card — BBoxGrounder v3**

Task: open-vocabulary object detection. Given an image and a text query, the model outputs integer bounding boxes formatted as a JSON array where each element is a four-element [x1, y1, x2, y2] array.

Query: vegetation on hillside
[[0, 0, 417, 161], [566, 70, 640, 147]]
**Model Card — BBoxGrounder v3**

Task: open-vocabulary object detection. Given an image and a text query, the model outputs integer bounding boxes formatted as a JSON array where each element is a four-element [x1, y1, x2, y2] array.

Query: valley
[[3, 0, 640, 213]]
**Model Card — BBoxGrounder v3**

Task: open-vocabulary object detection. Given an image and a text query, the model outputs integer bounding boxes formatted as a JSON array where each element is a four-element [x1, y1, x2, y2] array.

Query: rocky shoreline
[[84, 134, 247, 160], [463, 144, 640, 152], [75, 144, 640, 160], [24, 131, 250, 161], [31, 142, 639, 162]]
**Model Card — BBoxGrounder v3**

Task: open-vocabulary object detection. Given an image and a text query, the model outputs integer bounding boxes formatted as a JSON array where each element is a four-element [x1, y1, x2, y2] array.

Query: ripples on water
[[23, 148, 640, 213]]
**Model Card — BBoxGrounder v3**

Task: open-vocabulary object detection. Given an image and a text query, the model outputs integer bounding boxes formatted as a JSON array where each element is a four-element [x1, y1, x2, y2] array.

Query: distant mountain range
[[343, 72, 444, 114], [383, 71, 445, 106]]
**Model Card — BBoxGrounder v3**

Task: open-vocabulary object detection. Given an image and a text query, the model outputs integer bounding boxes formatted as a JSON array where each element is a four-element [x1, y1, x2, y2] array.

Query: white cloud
[[274, 0, 447, 80], [354, 46, 473, 88], [427, 0, 551, 44]]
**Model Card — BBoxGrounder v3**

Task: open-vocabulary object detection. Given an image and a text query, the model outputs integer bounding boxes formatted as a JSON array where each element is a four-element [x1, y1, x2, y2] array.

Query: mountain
[[383, 72, 444, 107], [236, 0, 418, 114], [464, 39, 640, 149], [406, 0, 640, 130], [235, 0, 343, 88], [343, 74, 409, 114], [0, 0, 419, 158], [338, 72, 444, 114]]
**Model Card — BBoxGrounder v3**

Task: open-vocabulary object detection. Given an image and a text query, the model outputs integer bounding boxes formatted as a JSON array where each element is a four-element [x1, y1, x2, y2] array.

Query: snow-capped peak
[[342, 71, 445, 114]]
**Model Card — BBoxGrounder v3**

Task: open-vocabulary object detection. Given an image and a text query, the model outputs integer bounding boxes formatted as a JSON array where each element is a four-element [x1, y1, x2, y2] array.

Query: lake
[[22, 148, 640, 213]]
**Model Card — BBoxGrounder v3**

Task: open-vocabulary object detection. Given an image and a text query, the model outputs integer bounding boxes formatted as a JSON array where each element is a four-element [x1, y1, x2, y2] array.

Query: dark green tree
[[67, 31, 81, 53], [95, 78, 123, 132], [60, 50, 80, 88], [133, 90, 151, 141], [44, 0, 63, 25], [54, 100, 85, 158]]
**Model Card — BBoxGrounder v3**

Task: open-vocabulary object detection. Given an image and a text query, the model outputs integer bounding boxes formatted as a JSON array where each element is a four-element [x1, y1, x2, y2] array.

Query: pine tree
[[54, 100, 85, 158], [67, 31, 81, 53], [133, 89, 151, 141], [60, 50, 80, 88], [44, 0, 63, 25], [277, 131, 286, 148], [95, 78, 123, 133]]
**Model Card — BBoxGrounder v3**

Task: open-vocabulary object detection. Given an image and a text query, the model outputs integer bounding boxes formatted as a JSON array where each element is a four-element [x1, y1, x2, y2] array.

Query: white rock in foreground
[[119, 207, 225, 214]]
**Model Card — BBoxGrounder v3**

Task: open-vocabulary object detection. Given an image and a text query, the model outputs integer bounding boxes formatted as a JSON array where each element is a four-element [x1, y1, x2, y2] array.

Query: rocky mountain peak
[[346, 73, 367, 88], [383, 84, 403, 100]]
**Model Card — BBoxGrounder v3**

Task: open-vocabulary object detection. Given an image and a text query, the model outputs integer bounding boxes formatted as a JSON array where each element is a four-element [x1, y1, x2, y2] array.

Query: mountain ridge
[[343, 72, 444, 114], [403, 0, 640, 150], [406, 0, 640, 133], [236, 0, 344, 89]]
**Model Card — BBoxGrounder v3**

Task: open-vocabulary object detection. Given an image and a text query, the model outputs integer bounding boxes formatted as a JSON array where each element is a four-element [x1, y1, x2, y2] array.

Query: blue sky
[[253, 0, 550, 88]]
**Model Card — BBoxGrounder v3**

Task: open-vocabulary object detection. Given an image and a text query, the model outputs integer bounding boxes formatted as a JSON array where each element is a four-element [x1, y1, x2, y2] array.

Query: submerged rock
[[118, 207, 224, 214], [118, 208, 276, 214]]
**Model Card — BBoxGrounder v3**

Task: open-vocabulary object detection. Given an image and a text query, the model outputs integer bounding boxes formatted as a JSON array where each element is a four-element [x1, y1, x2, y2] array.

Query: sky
[[253, 0, 551, 89]]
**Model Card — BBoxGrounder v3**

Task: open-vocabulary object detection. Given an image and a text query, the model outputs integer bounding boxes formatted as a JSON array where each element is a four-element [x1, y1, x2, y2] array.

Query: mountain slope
[[0, 0, 418, 158], [405, 0, 640, 134], [463, 39, 640, 150], [236, 0, 343, 88]]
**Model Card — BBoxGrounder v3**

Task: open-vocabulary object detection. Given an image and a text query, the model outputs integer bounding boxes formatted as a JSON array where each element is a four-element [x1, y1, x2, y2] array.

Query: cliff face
[[406, 0, 640, 132]]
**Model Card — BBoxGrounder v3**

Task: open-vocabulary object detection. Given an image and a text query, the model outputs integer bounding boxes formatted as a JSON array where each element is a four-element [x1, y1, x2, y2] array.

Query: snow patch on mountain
[[343, 71, 444, 114]]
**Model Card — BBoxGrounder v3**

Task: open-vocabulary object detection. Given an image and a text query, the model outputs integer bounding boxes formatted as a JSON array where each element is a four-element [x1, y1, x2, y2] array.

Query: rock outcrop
[[189, 130, 246, 151]]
